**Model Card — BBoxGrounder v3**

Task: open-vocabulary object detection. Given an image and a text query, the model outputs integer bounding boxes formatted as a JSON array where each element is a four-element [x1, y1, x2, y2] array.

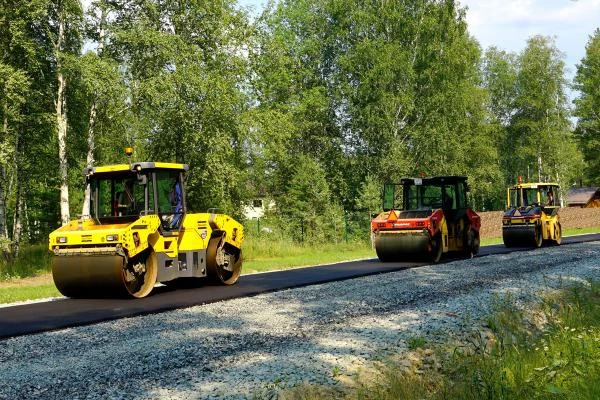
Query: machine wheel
[[430, 235, 443, 263], [124, 251, 158, 298], [207, 233, 242, 285], [534, 224, 543, 248], [472, 231, 480, 256], [375, 250, 393, 262], [502, 232, 515, 248], [554, 223, 562, 245], [463, 226, 480, 258]]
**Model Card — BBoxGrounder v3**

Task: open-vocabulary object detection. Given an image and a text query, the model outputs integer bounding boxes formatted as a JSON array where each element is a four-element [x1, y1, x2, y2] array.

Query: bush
[[0, 244, 52, 280]]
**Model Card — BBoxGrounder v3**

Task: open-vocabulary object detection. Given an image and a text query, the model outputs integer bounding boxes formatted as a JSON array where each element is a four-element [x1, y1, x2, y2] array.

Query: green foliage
[[99, 0, 252, 215], [0, 244, 52, 279], [0, 0, 595, 247], [278, 155, 333, 242], [509, 36, 580, 188], [573, 28, 600, 185], [407, 336, 427, 350], [442, 284, 600, 400], [481, 36, 584, 201], [356, 175, 383, 216]]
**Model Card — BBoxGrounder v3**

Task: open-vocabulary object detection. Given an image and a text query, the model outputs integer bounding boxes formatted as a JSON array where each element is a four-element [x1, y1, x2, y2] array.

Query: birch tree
[[510, 36, 581, 188], [49, 0, 83, 225], [81, 4, 107, 217], [0, 65, 30, 244]]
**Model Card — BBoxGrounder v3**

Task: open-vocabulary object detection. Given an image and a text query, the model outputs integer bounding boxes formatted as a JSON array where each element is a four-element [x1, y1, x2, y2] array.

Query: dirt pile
[[478, 207, 600, 239]]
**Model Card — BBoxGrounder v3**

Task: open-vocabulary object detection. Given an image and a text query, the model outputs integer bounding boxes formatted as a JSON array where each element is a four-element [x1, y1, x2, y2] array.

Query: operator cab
[[383, 176, 469, 221], [506, 182, 560, 216], [86, 162, 188, 230]]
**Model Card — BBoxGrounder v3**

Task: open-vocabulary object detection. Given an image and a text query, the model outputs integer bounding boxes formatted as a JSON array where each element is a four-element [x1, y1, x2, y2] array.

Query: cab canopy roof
[[86, 162, 189, 176], [398, 176, 468, 185], [510, 182, 559, 189]]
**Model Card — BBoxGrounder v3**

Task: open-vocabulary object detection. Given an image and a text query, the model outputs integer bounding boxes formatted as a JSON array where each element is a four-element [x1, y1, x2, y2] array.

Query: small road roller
[[49, 161, 244, 298], [371, 176, 481, 263], [502, 179, 561, 248]]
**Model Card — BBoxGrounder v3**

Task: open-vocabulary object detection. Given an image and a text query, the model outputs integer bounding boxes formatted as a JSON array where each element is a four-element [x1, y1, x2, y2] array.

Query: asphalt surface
[[1, 233, 599, 340]]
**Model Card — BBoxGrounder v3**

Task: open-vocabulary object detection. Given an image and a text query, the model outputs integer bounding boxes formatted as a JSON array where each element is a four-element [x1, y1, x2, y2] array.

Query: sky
[[237, 0, 600, 83], [460, 0, 600, 79]]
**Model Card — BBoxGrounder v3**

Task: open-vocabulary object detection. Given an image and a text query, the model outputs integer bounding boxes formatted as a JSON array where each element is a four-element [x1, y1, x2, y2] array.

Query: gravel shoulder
[[1, 242, 599, 400]]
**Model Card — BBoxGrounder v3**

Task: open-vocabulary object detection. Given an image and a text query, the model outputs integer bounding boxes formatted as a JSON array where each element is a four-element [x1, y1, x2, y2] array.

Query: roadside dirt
[[0, 273, 54, 288], [478, 207, 600, 239]]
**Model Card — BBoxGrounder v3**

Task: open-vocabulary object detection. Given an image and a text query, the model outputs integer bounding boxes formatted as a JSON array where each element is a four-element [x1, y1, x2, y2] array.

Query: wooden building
[[566, 187, 600, 208]]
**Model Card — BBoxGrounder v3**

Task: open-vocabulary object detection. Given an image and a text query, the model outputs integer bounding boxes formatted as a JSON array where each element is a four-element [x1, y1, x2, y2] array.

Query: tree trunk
[[537, 151, 542, 182], [0, 114, 8, 239], [0, 166, 6, 239], [56, 9, 70, 225], [12, 132, 23, 257], [81, 9, 106, 218], [12, 186, 22, 258], [81, 101, 96, 217]]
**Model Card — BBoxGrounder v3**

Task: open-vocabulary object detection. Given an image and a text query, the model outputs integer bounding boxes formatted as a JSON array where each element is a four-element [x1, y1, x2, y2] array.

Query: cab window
[[156, 171, 183, 230], [92, 174, 146, 223]]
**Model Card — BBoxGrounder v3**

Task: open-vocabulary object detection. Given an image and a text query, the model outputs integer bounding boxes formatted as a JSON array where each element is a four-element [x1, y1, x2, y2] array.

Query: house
[[566, 187, 600, 208], [242, 198, 276, 220]]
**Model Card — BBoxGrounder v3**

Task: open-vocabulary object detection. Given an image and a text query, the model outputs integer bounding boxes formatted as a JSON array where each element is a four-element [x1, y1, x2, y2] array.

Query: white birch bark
[[12, 149, 22, 257], [0, 167, 6, 239], [81, 9, 106, 218], [81, 101, 96, 218], [0, 114, 8, 239], [55, 9, 70, 225]]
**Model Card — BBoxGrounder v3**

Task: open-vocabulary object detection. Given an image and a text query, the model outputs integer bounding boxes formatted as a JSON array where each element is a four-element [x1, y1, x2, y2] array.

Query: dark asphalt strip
[[1, 233, 598, 339]]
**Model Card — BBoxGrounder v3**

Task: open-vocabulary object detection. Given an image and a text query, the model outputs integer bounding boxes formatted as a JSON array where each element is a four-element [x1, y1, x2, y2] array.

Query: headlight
[[106, 234, 119, 242], [57, 236, 67, 244]]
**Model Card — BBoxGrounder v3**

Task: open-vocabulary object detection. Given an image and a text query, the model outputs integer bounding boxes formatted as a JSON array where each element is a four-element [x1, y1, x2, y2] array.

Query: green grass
[[0, 244, 53, 280], [242, 236, 375, 273], [480, 226, 600, 246], [279, 281, 600, 400], [561, 226, 600, 237], [0, 284, 60, 304]]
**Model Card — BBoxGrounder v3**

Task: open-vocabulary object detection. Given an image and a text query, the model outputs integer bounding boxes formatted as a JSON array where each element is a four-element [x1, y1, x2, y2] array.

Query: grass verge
[[242, 237, 375, 273], [480, 226, 600, 246], [278, 281, 600, 399], [0, 283, 59, 304]]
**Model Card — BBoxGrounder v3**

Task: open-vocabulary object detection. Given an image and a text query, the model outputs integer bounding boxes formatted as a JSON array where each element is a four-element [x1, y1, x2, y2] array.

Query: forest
[[0, 0, 599, 253]]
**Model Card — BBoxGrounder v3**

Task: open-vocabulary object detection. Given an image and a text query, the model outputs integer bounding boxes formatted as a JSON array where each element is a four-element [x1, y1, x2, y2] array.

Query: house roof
[[567, 187, 600, 205]]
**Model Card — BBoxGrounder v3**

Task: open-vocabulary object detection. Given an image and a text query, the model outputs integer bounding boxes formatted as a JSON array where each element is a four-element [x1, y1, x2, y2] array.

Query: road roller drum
[[374, 231, 431, 262]]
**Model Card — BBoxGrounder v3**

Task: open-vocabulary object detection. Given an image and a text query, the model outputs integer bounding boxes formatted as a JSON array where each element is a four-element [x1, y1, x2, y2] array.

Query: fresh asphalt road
[[1, 233, 599, 340]]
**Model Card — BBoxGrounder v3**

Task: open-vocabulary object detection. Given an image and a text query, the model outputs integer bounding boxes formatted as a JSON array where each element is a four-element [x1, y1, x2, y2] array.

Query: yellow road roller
[[49, 161, 244, 298], [502, 179, 561, 248]]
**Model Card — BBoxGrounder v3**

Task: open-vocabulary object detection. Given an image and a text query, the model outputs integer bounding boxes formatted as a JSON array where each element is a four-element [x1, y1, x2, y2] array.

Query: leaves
[[573, 28, 600, 185], [0, 0, 596, 243]]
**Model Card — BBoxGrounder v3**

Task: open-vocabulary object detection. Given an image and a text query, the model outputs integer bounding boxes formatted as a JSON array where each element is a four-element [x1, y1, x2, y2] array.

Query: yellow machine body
[[502, 181, 561, 248], [49, 162, 244, 298]]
